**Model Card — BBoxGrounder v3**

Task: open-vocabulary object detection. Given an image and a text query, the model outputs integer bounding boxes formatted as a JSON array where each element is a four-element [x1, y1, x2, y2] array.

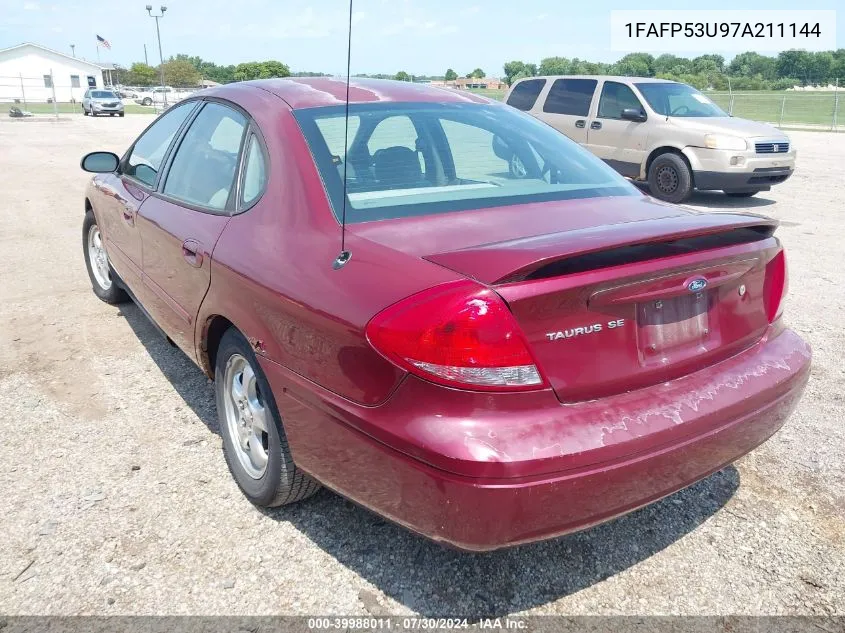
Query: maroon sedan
[[80, 78, 810, 551]]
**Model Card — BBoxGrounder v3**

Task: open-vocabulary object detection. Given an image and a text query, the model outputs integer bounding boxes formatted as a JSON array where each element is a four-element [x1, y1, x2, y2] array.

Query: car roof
[[520, 75, 678, 84], [201, 77, 491, 110]]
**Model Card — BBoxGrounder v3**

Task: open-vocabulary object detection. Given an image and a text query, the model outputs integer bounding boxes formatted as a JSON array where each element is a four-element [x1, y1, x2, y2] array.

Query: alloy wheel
[[223, 354, 270, 479], [87, 224, 112, 290]]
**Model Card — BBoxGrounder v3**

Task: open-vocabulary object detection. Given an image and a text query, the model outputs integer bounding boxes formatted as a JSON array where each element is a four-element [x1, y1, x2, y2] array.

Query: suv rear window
[[543, 79, 597, 116], [505, 79, 546, 111], [294, 102, 634, 223]]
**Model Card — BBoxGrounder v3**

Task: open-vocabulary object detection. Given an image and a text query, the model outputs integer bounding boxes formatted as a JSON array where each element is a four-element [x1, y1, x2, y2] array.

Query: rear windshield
[[91, 91, 118, 99], [294, 102, 635, 223]]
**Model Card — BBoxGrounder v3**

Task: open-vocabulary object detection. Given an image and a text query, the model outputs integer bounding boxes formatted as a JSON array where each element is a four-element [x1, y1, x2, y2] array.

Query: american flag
[[96, 35, 111, 50]]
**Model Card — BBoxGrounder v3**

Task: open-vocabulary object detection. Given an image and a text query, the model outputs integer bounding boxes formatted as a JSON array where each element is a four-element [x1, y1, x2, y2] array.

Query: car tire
[[215, 328, 321, 508], [647, 153, 692, 203], [82, 107, 88, 116], [142, 97, 152, 106], [724, 191, 757, 198], [83, 210, 129, 304], [118, 112, 125, 117]]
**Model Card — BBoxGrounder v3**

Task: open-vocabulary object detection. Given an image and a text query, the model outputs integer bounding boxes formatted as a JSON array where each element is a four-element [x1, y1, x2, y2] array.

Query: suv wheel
[[647, 153, 692, 203], [215, 328, 321, 507], [142, 97, 152, 106]]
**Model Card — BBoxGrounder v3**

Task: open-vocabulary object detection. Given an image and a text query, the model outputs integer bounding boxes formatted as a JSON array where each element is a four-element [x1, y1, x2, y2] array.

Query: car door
[[136, 100, 250, 356], [533, 78, 597, 144], [94, 100, 197, 293], [584, 80, 650, 178]]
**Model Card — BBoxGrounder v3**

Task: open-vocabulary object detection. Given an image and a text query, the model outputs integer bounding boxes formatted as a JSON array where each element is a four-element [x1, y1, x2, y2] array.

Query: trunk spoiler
[[424, 213, 779, 285]]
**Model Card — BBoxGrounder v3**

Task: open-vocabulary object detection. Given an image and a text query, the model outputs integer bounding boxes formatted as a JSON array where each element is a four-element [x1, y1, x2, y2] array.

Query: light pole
[[146, 4, 168, 106], [70, 44, 75, 57]]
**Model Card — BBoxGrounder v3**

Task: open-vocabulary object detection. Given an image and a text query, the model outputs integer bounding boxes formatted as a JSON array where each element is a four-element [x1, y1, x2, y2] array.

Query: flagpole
[[96, 44, 100, 64]]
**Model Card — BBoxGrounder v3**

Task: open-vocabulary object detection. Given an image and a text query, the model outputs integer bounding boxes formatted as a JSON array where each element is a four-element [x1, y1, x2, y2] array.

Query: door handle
[[575, 119, 586, 128], [181, 239, 203, 268], [590, 121, 602, 130]]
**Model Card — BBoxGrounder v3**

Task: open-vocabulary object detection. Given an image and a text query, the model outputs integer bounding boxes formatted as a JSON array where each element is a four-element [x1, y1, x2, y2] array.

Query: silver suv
[[82, 89, 125, 117], [504, 76, 795, 202]]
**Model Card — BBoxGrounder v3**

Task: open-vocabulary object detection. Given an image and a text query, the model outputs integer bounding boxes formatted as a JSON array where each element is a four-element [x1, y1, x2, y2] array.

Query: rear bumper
[[261, 327, 810, 551]]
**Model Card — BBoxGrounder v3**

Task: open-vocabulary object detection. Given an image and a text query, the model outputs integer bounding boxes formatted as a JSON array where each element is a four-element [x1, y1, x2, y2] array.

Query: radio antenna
[[332, 0, 354, 270]]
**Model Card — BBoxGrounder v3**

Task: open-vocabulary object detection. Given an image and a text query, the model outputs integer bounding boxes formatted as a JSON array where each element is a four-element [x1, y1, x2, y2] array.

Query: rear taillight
[[366, 281, 546, 391], [764, 249, 788, 323]]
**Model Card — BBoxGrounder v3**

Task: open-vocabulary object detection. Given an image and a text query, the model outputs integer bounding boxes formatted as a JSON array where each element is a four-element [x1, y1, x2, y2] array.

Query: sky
[[0, 0, 842, 76]]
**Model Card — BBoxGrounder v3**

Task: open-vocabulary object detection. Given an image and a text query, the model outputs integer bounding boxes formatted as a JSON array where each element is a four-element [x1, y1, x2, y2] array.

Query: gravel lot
[[0, 115, 842, 617]]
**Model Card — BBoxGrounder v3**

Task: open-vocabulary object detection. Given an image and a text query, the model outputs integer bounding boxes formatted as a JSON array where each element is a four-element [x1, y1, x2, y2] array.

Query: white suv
[[504, 76, 795, 202]]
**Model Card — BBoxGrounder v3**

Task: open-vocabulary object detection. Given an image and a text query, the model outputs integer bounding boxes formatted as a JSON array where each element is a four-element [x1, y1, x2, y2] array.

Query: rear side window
[[240, 134, 267, 207], [598, 82, 644, 119], [505, 79, 546, 111], [543, 79, 597, 116], [163, 102, 247, 210]]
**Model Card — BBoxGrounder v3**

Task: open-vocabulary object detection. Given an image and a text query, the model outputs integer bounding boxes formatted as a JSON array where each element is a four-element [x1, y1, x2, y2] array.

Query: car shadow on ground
[[270, 467, 739, 617], [119, 301, 220, 434], [633, 184, 777, 209], [118, 298, 740, 618]]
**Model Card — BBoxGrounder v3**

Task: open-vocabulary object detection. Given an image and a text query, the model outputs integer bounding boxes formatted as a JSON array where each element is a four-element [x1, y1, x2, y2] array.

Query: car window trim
[[596, 80, 646, 121], [154, 96, 252, 216], [117, 99, 202, 192], [234, 121, 270, 213]]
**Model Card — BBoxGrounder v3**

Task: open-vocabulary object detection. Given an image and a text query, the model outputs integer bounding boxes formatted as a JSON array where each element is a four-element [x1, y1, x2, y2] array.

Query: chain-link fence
[[1, 70, 198, 118], [708, 91, 841, 130]]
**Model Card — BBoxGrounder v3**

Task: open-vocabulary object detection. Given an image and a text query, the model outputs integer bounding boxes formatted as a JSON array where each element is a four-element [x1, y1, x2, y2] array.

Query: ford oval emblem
[[687, 278, 708, 293]]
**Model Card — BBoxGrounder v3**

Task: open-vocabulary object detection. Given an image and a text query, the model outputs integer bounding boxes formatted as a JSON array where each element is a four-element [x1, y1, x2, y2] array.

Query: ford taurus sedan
[[79, 78, 810, 550]]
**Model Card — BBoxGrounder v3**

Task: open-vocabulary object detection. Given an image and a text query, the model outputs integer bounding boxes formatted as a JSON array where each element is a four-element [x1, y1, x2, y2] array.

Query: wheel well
[[645, 147, 693, 184], [85, 198, 92, 213], [202, 315, 235, 379]]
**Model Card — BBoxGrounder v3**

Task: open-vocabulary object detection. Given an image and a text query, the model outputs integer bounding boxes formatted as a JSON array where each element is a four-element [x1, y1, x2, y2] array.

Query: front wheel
[[215, 328, 320, 507], [82, 210, 128, 304], [118, 112, 125, 117], [724, 191, 758, 198], [647, 153, 692, 203], [142, 97, 152, 106]]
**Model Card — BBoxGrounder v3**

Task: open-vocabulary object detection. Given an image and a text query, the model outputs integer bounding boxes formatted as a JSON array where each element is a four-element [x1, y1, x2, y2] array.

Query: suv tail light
[[764, 249, 788, 323], [366, 281, 546, 391]]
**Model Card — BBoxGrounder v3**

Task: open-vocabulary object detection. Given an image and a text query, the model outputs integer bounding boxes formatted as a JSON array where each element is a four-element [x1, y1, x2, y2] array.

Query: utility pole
[[70, 44, 76, 57], [146, 5, 168, 106], [144, 43, 148, 66]]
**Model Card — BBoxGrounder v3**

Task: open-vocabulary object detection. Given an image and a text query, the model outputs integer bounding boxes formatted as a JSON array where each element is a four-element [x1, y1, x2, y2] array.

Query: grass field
[[467, 87, 842, 128], [6, 102, 153, 115]]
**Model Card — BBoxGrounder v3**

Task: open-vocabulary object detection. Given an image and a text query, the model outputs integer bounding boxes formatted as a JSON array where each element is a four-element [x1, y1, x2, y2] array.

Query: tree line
[[501, 50, 845, 91], [116, 54, 301, 87], [114, 50, 845, 91]]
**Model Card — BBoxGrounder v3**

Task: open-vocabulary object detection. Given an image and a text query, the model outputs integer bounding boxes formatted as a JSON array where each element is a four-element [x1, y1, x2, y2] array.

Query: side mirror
[[81, 151, 119, 173], [620, 108, 646, 122]]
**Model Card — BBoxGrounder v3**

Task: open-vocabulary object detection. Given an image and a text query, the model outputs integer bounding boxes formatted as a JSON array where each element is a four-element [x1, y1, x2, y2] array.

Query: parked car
[[503, 76, 795, 203], [133, 86, 182, 106], [81, 89, 124, 117], [79, 78, 809, 550]]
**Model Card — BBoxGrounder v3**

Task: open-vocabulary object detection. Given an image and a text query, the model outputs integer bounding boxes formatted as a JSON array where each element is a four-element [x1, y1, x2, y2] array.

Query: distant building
[[0, 42, 106, 104]]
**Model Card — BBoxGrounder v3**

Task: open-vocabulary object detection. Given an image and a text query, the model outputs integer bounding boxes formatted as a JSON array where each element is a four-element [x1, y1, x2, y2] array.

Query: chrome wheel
[[87, 224, 111, 290], [223, 354, 269, 479], [510, 154, 527, 179]]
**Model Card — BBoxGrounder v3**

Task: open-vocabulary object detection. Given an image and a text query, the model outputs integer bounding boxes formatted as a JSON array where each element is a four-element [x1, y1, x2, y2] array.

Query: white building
[[0, 42, 105, 104]]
